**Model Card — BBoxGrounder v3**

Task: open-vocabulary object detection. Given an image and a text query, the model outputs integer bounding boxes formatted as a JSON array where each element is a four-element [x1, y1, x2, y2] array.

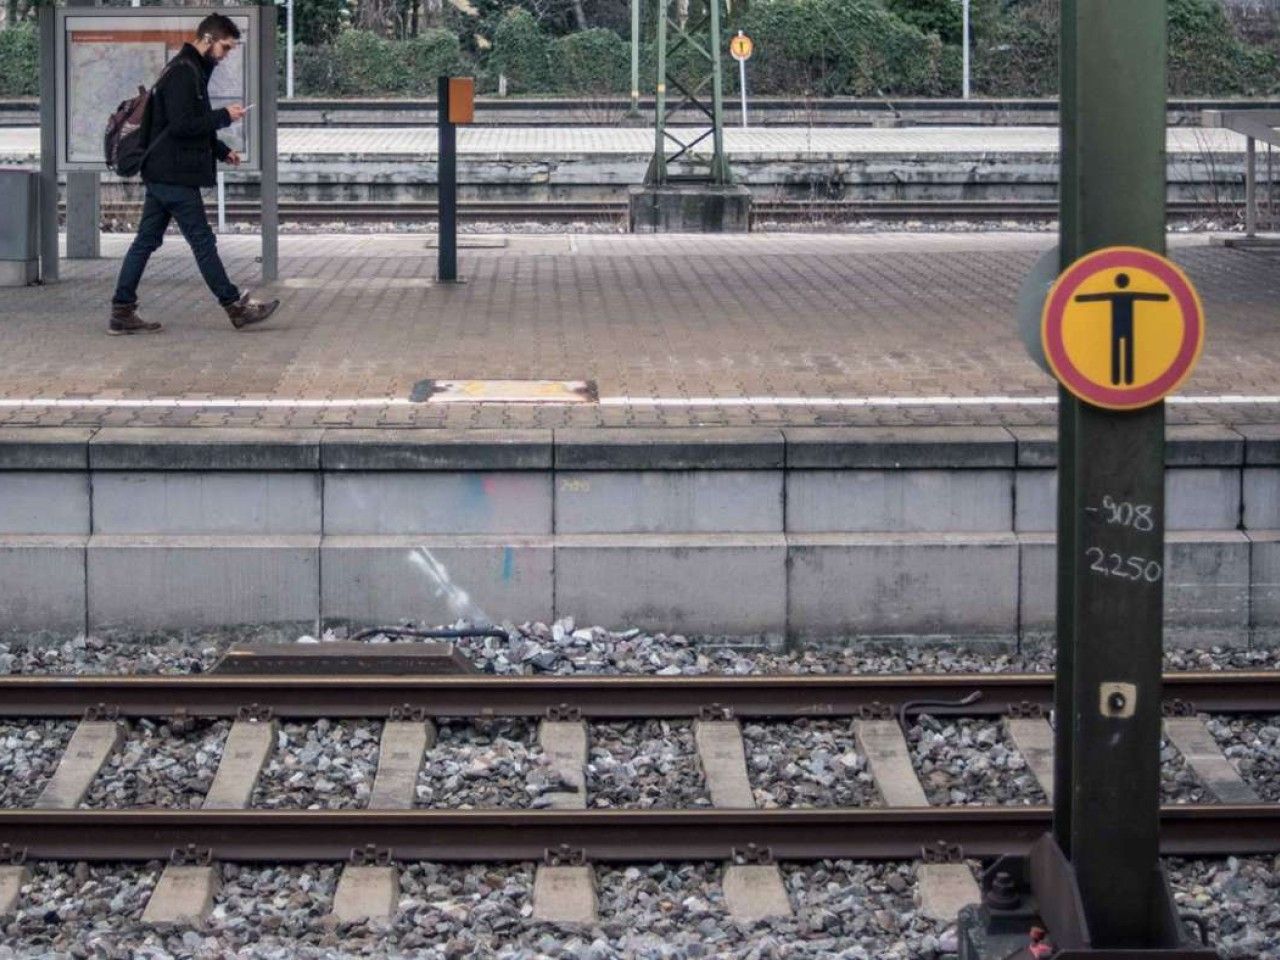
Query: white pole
[[286, 0, 295, 100], [961, 0, 970, 100], [216, 170, 226, 233], [739, 58, 747, 128]]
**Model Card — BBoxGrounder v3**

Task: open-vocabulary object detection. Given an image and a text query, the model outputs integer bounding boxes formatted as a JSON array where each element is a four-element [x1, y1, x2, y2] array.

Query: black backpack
[[104, 59, 198, 177]]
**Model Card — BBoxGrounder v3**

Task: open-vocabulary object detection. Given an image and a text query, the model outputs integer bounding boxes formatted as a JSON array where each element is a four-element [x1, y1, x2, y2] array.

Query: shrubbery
[[741, 0, 956, 96], [0, 23, 37, 97], [1168, 0, 1277, 96], [553, 28, 629, 95], [489, 9, 556, 93], [293, 26, 463, 94], [974, 0, 1278, 97], [2, 0, 1276, 99]]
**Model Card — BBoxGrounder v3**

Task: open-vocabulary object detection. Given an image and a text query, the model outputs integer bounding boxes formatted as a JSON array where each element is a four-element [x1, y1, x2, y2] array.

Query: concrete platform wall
[[0, 425, 1273, 648], [92, 153, 1251, 205]]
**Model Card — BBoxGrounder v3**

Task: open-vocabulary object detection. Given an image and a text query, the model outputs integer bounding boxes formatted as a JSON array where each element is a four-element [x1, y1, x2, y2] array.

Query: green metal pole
[[647, 0, 667, 184], [707, 0, 730, 184], [629, 0, 641, 118], [1057, 0, 1168, 947]]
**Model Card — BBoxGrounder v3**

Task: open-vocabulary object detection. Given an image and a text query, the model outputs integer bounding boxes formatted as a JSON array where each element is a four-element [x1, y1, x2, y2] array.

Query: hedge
[[0, 23, 37, 97], [489, 9, 556, 94], [553, 28, 629, 95], [973, 0, 1278, 97], [7, 0, 1275, 100], [291, 27, 464, 95], [740, 0, 956, 96]]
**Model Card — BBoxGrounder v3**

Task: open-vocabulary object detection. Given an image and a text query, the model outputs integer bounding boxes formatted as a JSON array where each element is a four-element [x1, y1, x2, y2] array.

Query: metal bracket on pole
[[644, 0, 732, 185]]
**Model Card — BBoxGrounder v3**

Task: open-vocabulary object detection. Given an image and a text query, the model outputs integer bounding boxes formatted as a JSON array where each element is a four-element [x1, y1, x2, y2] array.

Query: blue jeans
[[112, 183, 240, 307]]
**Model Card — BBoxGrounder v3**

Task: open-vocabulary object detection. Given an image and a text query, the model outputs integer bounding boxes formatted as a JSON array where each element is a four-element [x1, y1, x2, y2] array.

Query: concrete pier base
[[628, 185, 752, 233]]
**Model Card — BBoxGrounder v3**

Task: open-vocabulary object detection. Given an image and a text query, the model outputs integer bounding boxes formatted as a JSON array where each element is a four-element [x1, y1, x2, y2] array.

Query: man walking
[[109, 13, 279, 335]]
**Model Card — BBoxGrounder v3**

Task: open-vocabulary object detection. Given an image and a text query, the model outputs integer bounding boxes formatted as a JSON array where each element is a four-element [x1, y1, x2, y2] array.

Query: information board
[[55, 7, 261, 172]]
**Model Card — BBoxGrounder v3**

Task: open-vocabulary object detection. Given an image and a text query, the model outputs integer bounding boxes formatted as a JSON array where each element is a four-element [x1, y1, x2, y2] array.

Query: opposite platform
[[0, 126, 1252, 203]]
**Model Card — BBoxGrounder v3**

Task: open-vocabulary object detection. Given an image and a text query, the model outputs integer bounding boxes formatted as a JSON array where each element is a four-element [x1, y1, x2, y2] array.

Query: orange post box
[[447, 77, 475, 125]]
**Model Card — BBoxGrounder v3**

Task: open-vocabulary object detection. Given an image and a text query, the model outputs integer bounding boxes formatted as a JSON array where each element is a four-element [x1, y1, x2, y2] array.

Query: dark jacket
[[142, 43, 232, 189]]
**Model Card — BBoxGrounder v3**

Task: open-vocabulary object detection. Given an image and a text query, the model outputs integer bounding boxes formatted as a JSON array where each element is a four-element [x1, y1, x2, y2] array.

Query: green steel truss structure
[[644, 0, 733, 185]]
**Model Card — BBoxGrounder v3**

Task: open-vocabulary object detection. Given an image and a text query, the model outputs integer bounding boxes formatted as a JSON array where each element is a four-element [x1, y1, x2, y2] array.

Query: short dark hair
[[196, 14, 241, 42]]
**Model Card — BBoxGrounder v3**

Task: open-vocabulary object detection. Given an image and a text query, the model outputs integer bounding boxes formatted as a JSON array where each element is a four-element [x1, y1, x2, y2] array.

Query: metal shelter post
[[644, 0, 732, 185], [38, 5, 58, 282], [65, 0, 101, 261], [629, 0, 641, 117], [1246, 137, 1257, 237], [1056, 0, 1167, 946], [259, 0, 278, 282]]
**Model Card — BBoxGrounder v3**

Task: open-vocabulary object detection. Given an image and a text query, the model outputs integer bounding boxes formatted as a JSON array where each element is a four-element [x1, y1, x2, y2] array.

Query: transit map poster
[[55, 8, 260, 172]]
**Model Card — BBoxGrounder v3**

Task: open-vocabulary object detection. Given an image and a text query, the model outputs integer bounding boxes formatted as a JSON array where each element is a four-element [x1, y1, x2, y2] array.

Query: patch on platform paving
[[273, 277, 436, 289], [411, 379, 598, 403], [423, 236, 509, 249]]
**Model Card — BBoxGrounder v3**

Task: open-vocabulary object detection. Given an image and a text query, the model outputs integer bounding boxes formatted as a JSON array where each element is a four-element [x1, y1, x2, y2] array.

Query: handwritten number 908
[[1099, 495, 1155, 532]]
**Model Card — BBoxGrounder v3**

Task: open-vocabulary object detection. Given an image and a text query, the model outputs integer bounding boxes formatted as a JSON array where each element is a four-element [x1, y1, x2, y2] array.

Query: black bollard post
[[436, 76, 474, 283], [437, 74, 458, 283]]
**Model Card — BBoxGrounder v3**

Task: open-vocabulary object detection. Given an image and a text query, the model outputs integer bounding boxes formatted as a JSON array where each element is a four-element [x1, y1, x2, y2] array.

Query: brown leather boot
[[225, 292, 280, 330], [107, 303, 162, 335]]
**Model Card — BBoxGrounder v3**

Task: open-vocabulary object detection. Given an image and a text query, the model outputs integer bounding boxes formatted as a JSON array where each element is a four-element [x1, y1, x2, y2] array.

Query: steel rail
[[0, 805, 1273, 863], [0, 671, 1273, 719]]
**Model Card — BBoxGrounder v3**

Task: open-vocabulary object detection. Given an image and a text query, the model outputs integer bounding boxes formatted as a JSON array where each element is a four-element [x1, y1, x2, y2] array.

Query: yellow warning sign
[[729, 33, 753, 61], [1041, 247, 1205, 411]]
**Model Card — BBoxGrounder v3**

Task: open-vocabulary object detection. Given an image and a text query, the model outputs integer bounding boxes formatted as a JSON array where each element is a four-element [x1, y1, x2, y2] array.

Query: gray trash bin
[[0, 168, 39, 287]]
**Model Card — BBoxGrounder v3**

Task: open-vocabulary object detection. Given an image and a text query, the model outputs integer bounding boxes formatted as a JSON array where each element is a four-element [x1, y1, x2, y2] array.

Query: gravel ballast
[[1170, 856, 1280, 960], [416, 719, 567, 809], [907, 715, 1047, 807], [0, 720, 75, 808], [253, 721, 381, 810], [3, 622, 1278, 679], [1, 856, 1275, 959], [743, 720, 881, 809], [81, 719, 229, 809], [588, 720, 711, 809], [1206, 714, 1280, 802]]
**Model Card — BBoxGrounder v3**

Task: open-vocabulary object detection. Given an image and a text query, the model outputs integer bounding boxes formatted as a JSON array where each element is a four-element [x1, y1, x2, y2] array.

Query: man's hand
[[225, 150, 242, 166], [226, 103, 247, 122]]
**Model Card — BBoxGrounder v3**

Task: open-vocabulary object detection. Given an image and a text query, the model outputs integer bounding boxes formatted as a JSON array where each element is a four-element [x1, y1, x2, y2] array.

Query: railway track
[[0, 653, 1274, 950], [90, 198, 1238, 225], [1, 668, 1276, 864]]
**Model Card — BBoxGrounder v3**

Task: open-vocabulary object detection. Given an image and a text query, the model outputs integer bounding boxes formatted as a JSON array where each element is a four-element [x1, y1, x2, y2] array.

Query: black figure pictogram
[[1072, 273, 1170, 386]]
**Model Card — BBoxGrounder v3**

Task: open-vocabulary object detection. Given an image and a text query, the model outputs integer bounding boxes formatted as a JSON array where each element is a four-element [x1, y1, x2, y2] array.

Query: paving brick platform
[[0, 231, 1277, 430]]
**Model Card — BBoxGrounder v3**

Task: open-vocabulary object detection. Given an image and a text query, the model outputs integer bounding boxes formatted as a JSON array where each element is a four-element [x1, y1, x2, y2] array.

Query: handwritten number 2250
[[1085, 547, 1162, 583]]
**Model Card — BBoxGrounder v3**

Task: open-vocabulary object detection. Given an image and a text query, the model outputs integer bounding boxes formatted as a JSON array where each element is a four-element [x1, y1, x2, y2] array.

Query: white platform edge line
[[0, 394, 1278, 409]]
